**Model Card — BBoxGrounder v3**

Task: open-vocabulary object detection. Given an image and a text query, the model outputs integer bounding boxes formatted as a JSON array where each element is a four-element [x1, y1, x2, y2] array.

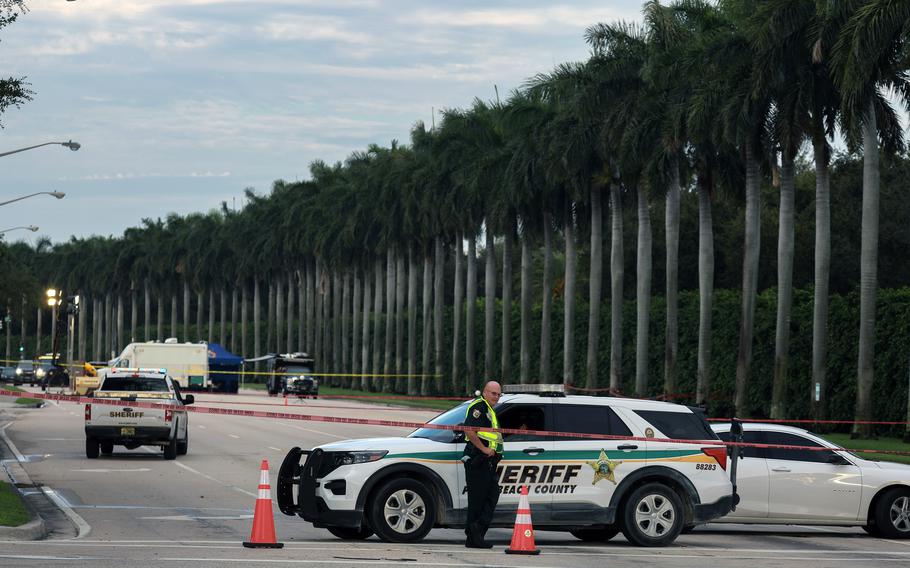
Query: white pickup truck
[[84, 368, 194, 460]]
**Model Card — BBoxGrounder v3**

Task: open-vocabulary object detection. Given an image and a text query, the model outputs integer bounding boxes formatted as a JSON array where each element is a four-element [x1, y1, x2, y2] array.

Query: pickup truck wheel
[[177, 432, 188, 455], [100, 442, 114, 455], [86, 437, 100, 459], [620, 482, 684, 547], [327, 525, 374, 540], [872, 487, 910, 539], [369, 478, 436, 543], [163, 434, 178, 460], [571, 526, 620, 542]]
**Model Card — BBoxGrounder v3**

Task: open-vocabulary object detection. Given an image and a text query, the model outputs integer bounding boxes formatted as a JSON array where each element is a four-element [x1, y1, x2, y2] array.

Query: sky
[[0, 0, 643, 246]]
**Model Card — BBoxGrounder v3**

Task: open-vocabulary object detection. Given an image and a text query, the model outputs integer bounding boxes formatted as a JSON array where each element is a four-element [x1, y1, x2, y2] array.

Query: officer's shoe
[[465, 538, 494, 549]]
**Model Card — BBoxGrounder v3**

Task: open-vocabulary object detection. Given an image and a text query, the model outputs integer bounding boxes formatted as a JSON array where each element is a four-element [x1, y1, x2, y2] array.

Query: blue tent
[[207, 343, 242, 393]]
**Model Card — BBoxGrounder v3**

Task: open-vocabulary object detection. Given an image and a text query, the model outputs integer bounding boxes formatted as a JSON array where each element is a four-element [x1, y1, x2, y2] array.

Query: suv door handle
[[771, 466, 791, 472], [523, 448, 545, 455], [617, 444, 638, 451]]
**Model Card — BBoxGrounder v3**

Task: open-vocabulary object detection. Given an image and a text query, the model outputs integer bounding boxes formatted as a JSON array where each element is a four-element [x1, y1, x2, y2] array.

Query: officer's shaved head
[[482, 381, 502, 404]]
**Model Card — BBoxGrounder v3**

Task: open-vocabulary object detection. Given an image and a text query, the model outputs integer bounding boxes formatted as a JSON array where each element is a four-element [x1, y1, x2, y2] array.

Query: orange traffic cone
[[243, 459, 284, 548], [505, 485, 540, 555]]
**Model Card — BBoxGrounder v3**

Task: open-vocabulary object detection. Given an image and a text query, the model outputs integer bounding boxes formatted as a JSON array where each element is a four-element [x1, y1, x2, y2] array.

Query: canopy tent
[[207, 343, 242, 393]]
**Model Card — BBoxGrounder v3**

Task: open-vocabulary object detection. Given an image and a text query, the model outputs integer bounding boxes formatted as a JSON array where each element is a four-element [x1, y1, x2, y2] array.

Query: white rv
[[103, 340, 210, 390]]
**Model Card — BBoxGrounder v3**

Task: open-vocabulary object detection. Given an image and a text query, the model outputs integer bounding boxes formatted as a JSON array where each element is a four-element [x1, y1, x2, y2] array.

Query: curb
[[0, 418, 48, 541]]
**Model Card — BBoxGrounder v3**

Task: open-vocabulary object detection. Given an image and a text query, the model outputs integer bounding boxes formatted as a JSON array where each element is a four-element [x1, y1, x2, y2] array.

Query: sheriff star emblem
[[586, 449, 622, 485], [472, 409, 481, 419]]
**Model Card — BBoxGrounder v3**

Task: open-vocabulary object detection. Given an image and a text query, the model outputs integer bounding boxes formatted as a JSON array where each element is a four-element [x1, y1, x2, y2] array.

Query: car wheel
[[327, 525, 374, 540], [872, 487, 910, 539], [620, 482, 685, 547], [100, 442, 114, 455], [369, 478, 436, 543], [862, 523, 882, 536], [570, 526, 620, 542], [86, 437, 100, 459], [177, 431, 188, 456], [680, 524, 697, 534], [163, 434, 178, 460]]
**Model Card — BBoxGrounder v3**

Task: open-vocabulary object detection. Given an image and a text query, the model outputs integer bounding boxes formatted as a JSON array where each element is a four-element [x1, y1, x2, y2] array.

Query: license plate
[[120, 427, 135, 436]]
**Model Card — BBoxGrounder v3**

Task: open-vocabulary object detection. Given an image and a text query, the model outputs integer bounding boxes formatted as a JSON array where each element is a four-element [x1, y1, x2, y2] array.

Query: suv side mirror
[[183, 394, 194, 405], [453, 431, 465, 443]]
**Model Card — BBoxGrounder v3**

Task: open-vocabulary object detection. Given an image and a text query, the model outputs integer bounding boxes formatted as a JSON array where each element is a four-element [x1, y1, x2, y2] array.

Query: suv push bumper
[[277, 447, 362, 529], [694, 494, 735, 522]]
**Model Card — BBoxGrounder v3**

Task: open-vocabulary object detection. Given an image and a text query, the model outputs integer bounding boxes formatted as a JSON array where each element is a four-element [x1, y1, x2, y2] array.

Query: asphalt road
[[2, 390, 910, 568]]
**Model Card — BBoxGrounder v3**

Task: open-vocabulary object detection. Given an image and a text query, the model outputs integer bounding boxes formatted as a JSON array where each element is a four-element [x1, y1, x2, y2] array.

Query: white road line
[[41, 486, 92, 539], [269, 446, 282, 452], [72, 468, 152, 473], [198, 425, 207, 429], [1, 422, 27, 462], [0, 555, 101, 561], [286, 423, 347, 439], [172, 460, 257, 498], [228, 434, 240, 439]]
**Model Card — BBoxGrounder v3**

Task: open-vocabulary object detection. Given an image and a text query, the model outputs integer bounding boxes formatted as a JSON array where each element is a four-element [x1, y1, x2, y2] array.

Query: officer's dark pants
[[464, 457, 500, 542]]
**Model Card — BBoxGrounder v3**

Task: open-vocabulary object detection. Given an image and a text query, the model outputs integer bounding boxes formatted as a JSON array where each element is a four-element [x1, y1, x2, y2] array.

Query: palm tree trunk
[[130, 286, 138, 344], [502, 222, 514, 382], [664, 162, 681, 396], [735, 141, 762, 417], [241, 283, 248, 360], [771, 153, 796, 419], [324, 271, 333, 379], [360, 265, 372, 391], [333, 272, 342, 381], [230, 289, 238, 353], [170, 291, 177, 341], [156, 292, 164, 342], [105, 292, 113, 357], [268, 279, 276, 355], [520, 228, 532, 385], [563, 200, 577, 387], [407, 245, 418, 395], [287, 272, 295, 353], [384, 250, 395, 392], [196, 291, 204, 342], [183, 280, 190, 343], [609, 176, 623, 390], [635, 184, 652, 396], [314, 263, 323, 364], [466, 235, 477, 392], [78, 294, 86, 361], [298, 270, 305, 351], [219, 288, 227, 346], [854, 103, 879, 438], [484, 225, 496, 380], [697, 182, 714, 406], [116, 295, 124, 354], [811, 135, 831, 420], [144, 280, 150, 342], [588, 184, 604, 390], [208, 289, 215, 344], [352, 269, 362, 387], [276, 277, 284, 353], [254, 279, 262, 364], [396, 252, 406, 391], [434, 237, 445, 394], [307, 261, 316, 353], [421, 250, 433, 395], [452, 232, 464, 393], [540, 213, 553, 383], [372, 258, 384, 391]]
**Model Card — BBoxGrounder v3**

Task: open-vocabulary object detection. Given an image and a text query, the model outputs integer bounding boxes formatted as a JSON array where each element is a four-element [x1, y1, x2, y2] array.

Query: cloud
[[404, 6, 640, 31], [256, 15, 371, 45], [61, 172, 232, 182]]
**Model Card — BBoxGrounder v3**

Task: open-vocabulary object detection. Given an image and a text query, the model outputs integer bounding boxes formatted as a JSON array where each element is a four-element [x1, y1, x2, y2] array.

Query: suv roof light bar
[[501, 383, 566, 397]]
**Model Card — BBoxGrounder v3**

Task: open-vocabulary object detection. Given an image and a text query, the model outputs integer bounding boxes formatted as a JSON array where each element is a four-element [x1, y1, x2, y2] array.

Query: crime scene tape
[[4, 388, 910, 457]]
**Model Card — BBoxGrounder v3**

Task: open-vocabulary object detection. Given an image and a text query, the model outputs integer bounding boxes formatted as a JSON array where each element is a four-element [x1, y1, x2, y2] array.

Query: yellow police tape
[[0, 357, 440, 378]]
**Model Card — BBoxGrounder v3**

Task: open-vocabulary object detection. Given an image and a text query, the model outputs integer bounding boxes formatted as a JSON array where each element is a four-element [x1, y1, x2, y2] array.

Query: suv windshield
[[408, 401, 471, 442], [100, 376, 170, 392], [16, 361, 34, 370], [284, 365, 314, 375]]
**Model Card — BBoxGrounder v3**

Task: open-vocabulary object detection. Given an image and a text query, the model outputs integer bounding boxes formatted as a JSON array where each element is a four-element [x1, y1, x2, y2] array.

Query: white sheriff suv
[[712, 422, 910, 538], [277, 385, 737, 546], [84, 368, 194, 460]]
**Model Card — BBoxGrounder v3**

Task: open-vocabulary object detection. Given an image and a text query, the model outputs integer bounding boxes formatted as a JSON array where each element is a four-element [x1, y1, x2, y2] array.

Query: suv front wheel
[[369, 478, 436, 543], [621, 482, 684, 547]]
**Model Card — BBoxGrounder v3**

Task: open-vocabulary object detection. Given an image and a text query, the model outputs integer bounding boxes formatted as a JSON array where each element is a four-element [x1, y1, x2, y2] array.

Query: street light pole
[[0, 225, 39, 235], [0, 192, 65, 208], [0, 140, 80, 158]]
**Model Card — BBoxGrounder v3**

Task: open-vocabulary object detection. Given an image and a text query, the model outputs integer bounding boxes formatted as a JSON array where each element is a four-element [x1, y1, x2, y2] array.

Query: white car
[[711, 422, 910, 538], [277, 385, 736, 547], [84, 368, 194, 460]]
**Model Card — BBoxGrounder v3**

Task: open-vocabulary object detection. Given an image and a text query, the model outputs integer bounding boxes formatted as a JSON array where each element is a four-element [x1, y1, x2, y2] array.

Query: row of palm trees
[[5, 1, 908, 430]]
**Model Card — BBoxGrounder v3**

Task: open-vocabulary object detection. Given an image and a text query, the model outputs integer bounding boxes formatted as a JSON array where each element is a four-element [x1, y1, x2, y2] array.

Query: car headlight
[[36, 369, 46, 377], [15, 368, 22, 375], [332, 451, 387, 467]]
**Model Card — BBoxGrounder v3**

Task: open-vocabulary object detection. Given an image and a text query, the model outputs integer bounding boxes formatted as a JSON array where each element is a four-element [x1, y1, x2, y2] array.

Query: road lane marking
[[228, 434, 240, 439], [286, 423, 347, 439], [73, 468, 152, 473], [172, 460, 257, 498], [41, 486, 92, 539], [140, 514, 253, 521], [269, 446, 282, 451], [1, 422, 27, 462]]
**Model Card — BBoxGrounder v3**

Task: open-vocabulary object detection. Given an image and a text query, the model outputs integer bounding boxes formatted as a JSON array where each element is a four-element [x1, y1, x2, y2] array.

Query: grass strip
[[241, 382, 457, 411], [823, 433, 910, 465], [0, 481, 30, 527]]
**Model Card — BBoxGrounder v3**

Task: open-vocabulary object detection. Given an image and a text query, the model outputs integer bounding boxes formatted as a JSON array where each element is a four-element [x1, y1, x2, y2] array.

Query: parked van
[[102, 340, 210, 390]]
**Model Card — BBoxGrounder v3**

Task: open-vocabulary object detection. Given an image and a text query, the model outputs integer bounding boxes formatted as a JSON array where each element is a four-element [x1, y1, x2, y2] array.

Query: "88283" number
[[695, 463, 717, 471]]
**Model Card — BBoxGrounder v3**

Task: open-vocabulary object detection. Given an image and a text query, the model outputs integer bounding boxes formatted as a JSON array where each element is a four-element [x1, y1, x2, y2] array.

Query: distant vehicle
[[14, 360, 36, 386], [266, 353, 318, 398], [102, 340, 210, 390], [37, 354, 70, 390], [0, 365, 16, 382], [75, 361, 102, 396]]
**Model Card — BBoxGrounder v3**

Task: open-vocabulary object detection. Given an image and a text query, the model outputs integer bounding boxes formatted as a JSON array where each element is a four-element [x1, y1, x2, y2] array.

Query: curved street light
[[0, 140, 81, 158], [0, 225, 39, 235], [0, 191, 65, 208]]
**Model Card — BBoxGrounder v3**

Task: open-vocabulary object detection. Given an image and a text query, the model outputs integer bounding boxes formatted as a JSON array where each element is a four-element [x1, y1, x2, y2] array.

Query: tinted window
[[408, 401, 471, 442], [764, 431, 838, 463], [555, 405, 633, 441], [633, 410, 718, 440], [100, 376, 169, 392], [498, 404, 553, 441], [716, 430, 765, 458]]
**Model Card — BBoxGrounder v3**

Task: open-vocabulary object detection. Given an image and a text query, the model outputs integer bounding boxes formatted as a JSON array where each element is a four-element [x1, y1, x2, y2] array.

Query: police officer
[[462, 380, 503, 549]]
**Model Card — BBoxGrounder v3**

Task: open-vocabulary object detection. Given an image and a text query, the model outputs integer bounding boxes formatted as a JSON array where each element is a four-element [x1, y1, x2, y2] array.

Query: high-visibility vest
[[466, 397, 502, 452]]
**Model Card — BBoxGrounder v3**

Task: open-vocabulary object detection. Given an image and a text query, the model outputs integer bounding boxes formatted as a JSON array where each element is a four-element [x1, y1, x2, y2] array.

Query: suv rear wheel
[[620, 482, 684, 547], [369, 478, 436, 543]]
